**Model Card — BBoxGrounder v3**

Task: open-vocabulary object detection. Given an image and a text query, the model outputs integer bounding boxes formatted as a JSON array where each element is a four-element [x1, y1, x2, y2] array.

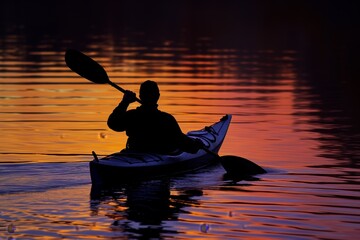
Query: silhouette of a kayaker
[[108, 80, 203, 154]]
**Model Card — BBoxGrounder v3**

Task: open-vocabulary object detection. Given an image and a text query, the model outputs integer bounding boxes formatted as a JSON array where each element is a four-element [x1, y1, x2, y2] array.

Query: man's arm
[[107, 90, 137, 132], [167, 114, 203, 153]]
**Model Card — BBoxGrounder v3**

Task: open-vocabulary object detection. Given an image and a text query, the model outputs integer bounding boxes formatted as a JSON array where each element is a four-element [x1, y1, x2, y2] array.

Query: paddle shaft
[[108, 81, 142, 104]]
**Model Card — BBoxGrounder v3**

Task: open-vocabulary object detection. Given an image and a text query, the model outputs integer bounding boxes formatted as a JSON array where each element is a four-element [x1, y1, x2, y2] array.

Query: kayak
[[89, 114, 232, 185]]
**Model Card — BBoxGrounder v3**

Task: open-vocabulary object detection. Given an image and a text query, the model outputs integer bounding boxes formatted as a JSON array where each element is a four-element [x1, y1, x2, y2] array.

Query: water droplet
[[7, 223, 16, 233], [200, 223, 210, 233], [99, 132, 107, 139]]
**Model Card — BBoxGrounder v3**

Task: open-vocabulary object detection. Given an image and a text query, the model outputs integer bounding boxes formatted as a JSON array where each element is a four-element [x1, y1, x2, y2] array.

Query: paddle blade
[[65, 49, 109, 84], [220, 155, 266, 177]]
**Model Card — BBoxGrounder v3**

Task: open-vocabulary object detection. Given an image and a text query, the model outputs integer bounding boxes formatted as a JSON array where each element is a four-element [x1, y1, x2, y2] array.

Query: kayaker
[[107, 80, 203, 154]]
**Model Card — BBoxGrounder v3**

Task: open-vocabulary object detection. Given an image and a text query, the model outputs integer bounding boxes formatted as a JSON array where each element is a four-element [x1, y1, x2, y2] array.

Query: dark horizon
[[1, 1, 358, 47]]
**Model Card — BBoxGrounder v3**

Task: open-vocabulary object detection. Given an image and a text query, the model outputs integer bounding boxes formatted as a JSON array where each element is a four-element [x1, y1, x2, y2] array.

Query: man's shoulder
[[158, 110, 176, 120], [122, 108, 139, 119]]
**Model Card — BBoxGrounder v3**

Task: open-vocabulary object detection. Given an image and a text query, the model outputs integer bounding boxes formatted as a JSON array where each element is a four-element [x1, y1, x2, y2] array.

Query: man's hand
[[187, 138, 205, 154], [194, 138, 205, 151], [122, 90, 137, 104]]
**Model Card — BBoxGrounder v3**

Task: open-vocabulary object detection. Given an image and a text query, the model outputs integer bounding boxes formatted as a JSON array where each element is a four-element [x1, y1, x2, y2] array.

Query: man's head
[[140, 80, 160, 105]]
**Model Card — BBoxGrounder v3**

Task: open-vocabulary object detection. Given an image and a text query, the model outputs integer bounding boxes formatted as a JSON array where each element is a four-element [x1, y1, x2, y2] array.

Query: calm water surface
[[1, 33, 360, 239]]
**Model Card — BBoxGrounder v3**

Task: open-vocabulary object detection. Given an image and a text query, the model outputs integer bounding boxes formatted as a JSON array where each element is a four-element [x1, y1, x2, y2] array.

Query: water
[[1, 1, 360, 239]]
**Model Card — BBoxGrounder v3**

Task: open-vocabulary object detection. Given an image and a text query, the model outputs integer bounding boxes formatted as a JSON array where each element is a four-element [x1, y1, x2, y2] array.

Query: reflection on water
[[90, 179, 203, 238], [1, 1, 360, 238]]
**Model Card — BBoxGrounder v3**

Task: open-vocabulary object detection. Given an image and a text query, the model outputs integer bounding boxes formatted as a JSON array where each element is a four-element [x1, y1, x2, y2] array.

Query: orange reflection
[[0, 37, 322, 168]]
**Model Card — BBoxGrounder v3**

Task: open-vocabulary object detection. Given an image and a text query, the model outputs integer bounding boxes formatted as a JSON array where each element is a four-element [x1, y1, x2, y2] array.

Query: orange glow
[[0, 42, 332, 170]]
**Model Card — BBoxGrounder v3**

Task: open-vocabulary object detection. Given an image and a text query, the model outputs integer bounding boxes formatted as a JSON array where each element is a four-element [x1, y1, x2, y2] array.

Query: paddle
[[65, 49, 141, 103], [65, 49, 266, 177], [201, 147, 266, 177]]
